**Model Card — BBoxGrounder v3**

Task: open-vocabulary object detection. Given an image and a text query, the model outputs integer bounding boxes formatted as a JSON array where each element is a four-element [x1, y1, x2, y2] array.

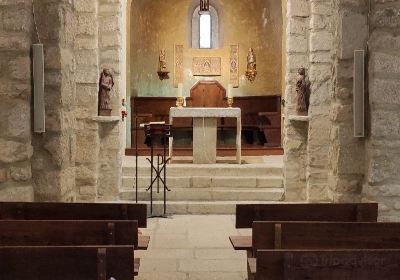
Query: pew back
[[252, 222, 400, 255], [0, 220, 138, 248], [0, 202, 147, 227], [236, 203, 378, 228], [256, 249, 400, 280], [0, 246, 134, 280]]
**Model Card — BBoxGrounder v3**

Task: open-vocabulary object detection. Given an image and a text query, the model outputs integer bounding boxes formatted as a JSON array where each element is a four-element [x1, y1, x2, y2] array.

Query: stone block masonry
[[283, 0, 311, 201], [73, 0, 124, 202], [364, 0, 400, 221], [31, 0, 76, 202], [0, 0, 125, 202], [328, 0, 368, 203], [0, 0, 34, 201], [306, 0, 334, 202]]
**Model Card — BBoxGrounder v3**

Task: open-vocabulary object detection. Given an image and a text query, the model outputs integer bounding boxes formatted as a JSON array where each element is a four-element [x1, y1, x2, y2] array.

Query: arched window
[[191, 5, 220, 49]]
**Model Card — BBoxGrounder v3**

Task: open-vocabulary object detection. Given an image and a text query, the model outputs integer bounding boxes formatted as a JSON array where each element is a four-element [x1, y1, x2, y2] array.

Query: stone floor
[[136, 215, 251, 280]]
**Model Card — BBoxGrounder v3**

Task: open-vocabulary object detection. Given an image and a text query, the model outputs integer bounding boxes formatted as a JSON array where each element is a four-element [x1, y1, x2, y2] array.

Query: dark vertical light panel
[[353, 50, 365, 138], [33, 43, 45, 133]]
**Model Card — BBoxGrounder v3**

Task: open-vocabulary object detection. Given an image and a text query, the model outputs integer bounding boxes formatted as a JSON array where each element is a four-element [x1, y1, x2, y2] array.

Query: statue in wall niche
[[245, 48, 257, 82], [98, 69, 114, 116], [296, 67, 308, 115]]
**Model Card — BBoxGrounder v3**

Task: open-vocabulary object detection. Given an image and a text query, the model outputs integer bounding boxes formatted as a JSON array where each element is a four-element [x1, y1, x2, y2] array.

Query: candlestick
[[228, 83, 233, 98], [178, 83, 183, 97]]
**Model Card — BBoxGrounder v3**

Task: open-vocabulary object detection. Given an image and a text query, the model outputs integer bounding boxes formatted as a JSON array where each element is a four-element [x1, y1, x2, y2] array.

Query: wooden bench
[[0, 220, 139, 248], [0, 202, 147, 227], [252, 221, 400, 254], [248, 221, 400, 279], [0, 220, 143, 276], [236, 203, 378, 228], [0, 246, 135, 280], [254, 249, 400, 280], [0, 202, 150, 250], [230, 203, 378, 253]]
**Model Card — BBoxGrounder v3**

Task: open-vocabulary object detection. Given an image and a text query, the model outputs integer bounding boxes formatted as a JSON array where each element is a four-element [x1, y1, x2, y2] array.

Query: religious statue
[[247, 48, 256, 71], [157, 49, 170, 80], [98, 69, 114, 116], [159, 49, 167, 72], [245, 48, 257, 82], [200, 0, 210, 12], [296, 67, 308, 115]]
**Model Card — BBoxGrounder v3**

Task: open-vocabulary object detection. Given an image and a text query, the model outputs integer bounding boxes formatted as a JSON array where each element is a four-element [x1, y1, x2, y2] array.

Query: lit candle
[[178, 83, 183, 97], [228, 84, 233, 98]]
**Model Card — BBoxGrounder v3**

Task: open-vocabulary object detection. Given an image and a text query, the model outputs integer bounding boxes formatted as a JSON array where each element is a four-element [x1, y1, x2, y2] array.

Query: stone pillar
[[74, 0, 101, 201], [0, 1, 34, 201], [73, 0, 123, 202], [96, 0, 124, 201], [283, 0, 311, 201], [32, 0, 76, 201], [328, 0, 368, 203], [306, 0, 335, 202], [364, 0, 400, 221]]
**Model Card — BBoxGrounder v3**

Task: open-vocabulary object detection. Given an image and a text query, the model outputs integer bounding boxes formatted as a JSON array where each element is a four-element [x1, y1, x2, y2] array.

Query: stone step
[[122, 164, 282, 177], [119, 187, 284, 202], [122, 176, 283, 189], [116, 200, 282, 215]]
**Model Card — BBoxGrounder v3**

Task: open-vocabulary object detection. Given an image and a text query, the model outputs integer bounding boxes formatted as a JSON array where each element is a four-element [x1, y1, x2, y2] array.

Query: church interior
[[0, 0, 400, 279]]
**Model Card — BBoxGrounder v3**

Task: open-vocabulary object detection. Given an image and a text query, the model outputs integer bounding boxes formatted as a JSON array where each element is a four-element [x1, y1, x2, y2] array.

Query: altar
[[169, 107, 242, 164]]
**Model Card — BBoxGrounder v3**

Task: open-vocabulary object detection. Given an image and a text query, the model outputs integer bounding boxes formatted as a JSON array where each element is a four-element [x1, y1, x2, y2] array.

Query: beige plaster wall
[[130, 0, 283, 97]]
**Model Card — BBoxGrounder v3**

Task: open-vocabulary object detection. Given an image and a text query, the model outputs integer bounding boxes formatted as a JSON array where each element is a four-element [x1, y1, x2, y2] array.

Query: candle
[[178, 83, 183, 97], [228, 84, 233, 98]]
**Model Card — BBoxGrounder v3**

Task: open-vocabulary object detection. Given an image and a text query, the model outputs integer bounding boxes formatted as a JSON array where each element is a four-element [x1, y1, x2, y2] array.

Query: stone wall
[[328, 0, 368, 203], [0, 0, 125, 202], [284, 0, 400, 222], [284, 0, 336, 202], [283, 0, 311, 201], [73, 0, 124, 202], [0, 0, 34, 201], [31, 0, 76, 202], [364, 0, 400, 221], [306, 0, 334, 202]]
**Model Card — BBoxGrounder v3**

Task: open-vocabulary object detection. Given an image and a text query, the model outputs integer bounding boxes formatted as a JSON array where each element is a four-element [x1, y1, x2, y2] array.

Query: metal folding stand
[[133, 114, 152, 204], [144, 123, 172, 217]]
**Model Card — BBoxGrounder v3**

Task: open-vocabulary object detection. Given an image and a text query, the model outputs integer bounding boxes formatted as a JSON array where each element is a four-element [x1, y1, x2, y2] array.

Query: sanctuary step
[[119, 156, 284, 214]]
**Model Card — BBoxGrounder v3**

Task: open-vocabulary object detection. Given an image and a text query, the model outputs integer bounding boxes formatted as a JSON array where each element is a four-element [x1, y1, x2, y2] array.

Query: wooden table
[[169, 107, 242, 164]]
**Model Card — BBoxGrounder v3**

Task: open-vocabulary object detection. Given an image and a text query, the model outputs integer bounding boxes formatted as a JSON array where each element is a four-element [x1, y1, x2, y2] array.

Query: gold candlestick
[[227, 97, 234, 108], [176, 97, 184, 107]]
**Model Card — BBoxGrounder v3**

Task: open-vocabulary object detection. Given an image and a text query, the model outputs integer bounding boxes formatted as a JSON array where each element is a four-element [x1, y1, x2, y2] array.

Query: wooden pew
[[236, 203, 378, 228], [0, 220, 139, 248], [230, 203, 378, 253], [247, 221, 400, 279], [0, 220, 143, 276], [0, 246, 134, 280], [0, 202, 147, 228], [252, 221, 400, 254], [0, 202, 150, 249], [254, 249, 400, 280]]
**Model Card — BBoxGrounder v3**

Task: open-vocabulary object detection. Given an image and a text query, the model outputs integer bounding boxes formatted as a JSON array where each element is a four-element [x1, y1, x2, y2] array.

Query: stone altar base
[[193, 118, 217, 164]]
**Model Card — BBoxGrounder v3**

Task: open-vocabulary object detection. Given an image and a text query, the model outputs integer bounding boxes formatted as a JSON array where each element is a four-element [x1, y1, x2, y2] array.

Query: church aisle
[[136, 215, 249, 280]]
